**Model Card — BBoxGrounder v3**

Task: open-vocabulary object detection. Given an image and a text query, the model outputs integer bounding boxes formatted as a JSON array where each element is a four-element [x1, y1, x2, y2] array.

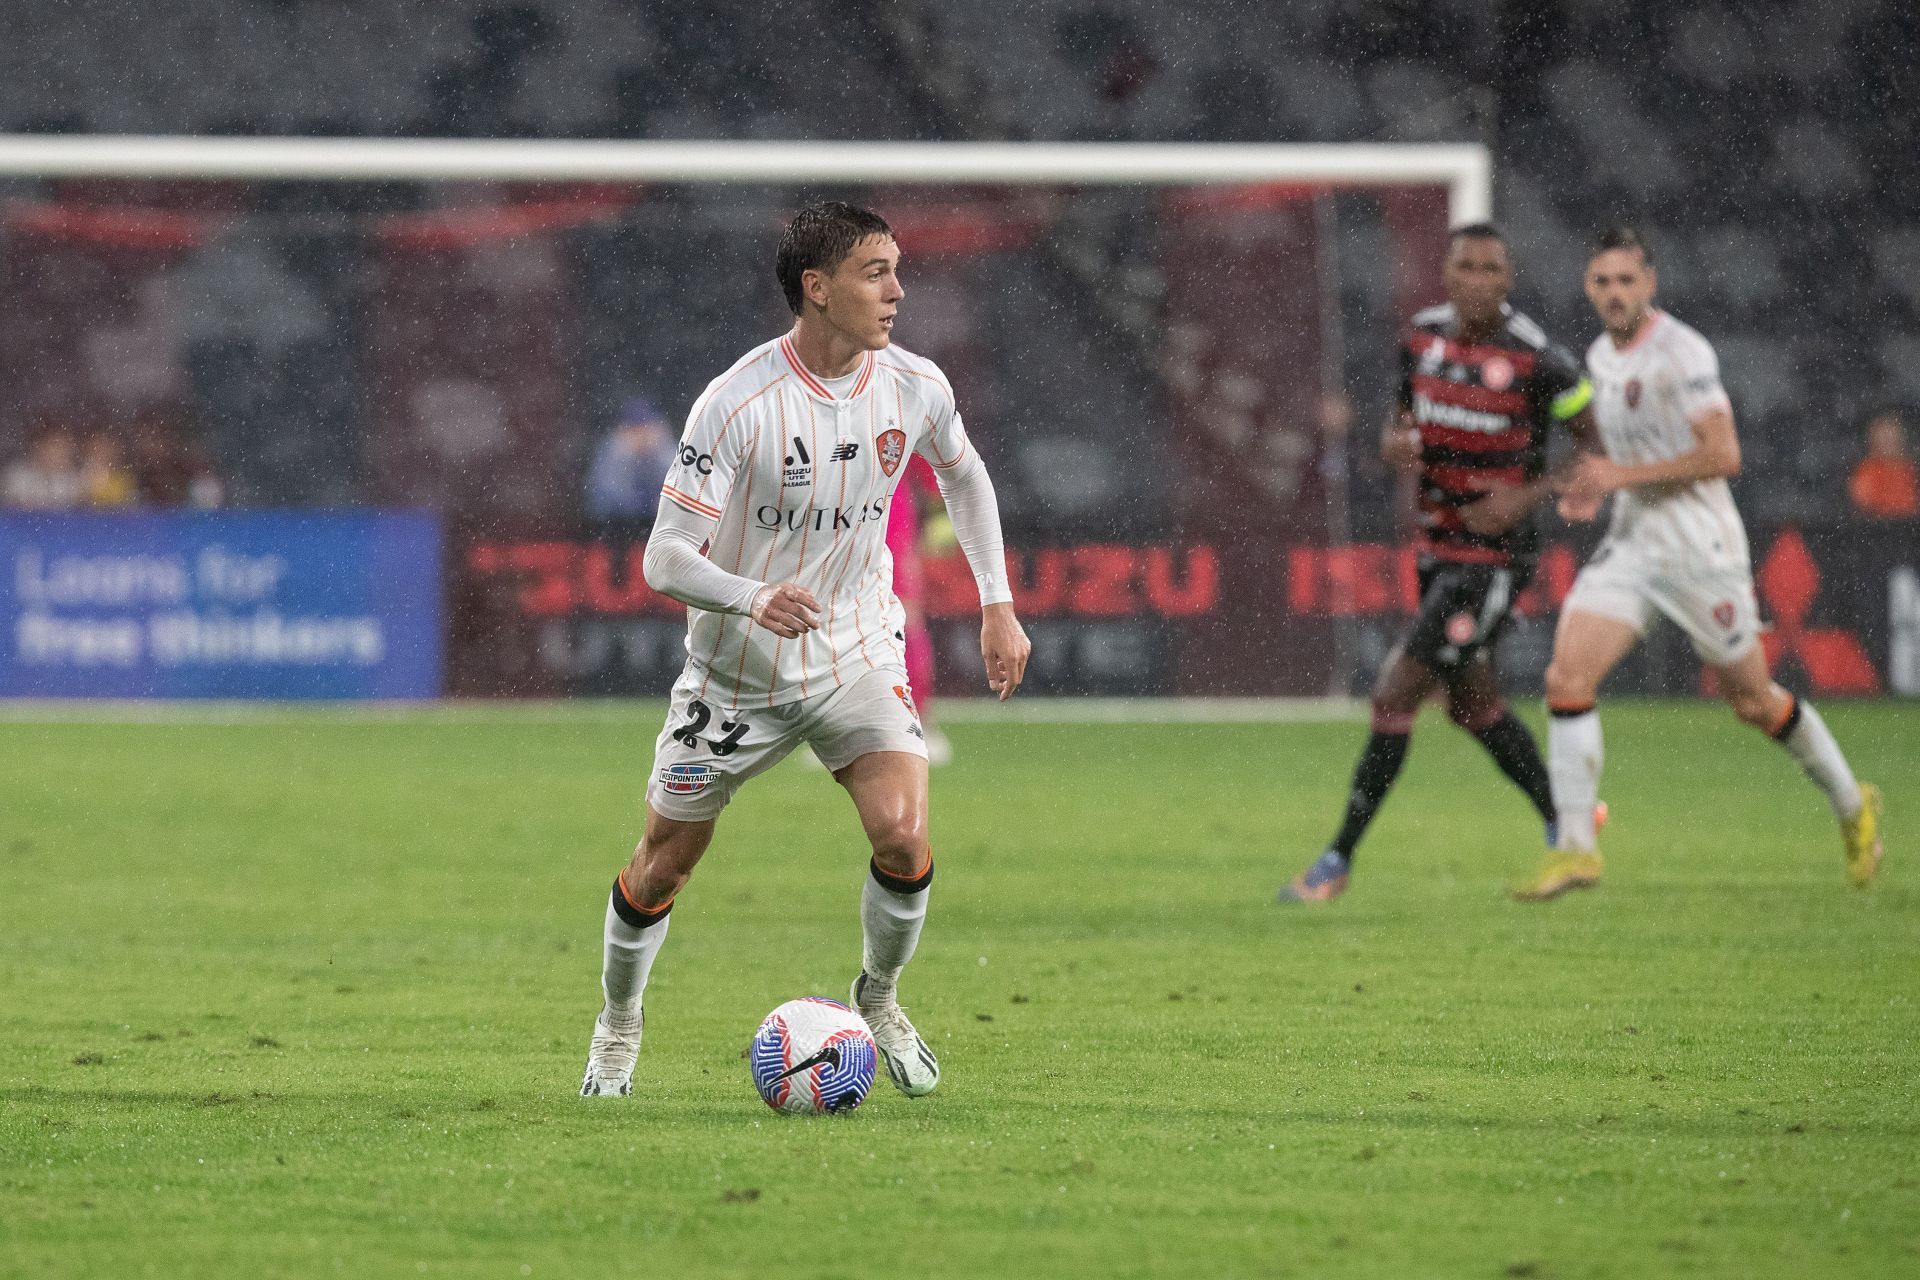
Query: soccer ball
[[749, 997, 878, 1115]]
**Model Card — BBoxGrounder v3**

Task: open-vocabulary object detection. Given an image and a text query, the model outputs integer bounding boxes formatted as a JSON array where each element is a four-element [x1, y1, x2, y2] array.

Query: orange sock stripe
[[617, 869, 673, 916], [908, 846, 933, 880], [1768, 692, 1798, 738]]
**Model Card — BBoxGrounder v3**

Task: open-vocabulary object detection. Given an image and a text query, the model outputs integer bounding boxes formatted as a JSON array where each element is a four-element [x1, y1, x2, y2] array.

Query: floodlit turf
[[3, 699, 1917, 1278]]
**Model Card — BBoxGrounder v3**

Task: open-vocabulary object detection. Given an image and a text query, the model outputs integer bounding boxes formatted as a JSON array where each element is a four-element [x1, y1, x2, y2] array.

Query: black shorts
[[1399, 559, 1533, 672]]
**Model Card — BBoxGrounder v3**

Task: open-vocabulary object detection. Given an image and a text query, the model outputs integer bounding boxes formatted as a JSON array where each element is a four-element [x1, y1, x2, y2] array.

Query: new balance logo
[[830, 442, 859, 462]]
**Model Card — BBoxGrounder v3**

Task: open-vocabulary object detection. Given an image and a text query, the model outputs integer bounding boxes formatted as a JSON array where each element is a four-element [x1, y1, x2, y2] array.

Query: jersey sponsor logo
[[678, 445, 714, 475], [830, 441, 859, 462], [658, 763, 719, 794], [1413, 393, 1512, 434], [754, 500, 888, 533], [877, 428, 907, 477], [1481, 355, 1514, 391], [1625, 378, 1642, 409], [783, 437, 812, 489]]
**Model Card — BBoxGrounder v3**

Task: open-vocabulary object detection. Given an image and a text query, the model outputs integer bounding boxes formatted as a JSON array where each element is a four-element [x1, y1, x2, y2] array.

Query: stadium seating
[[0, 0, 1911, 523]]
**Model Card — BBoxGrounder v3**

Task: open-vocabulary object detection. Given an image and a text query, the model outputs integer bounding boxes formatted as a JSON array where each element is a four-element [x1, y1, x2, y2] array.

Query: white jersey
[[659, 334, 984, 708], [1585, 310, 1748, 568]]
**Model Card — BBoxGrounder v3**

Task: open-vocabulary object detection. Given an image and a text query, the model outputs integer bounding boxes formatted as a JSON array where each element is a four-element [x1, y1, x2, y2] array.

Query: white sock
[[1548, 708, 1603, 852], [602, 887, 670, 1031], [859, 862, 931, 1001], [1776, 698, 1862, 821]]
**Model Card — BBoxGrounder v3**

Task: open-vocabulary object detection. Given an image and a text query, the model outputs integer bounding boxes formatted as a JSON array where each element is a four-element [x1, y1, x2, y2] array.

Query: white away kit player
[[579, 200, 1031, 1098], [1515, 226, 1881, 901]]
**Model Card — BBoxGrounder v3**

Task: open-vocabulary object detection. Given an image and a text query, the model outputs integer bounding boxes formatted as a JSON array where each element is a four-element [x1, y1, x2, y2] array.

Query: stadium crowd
[[0, 0, 1913, 536]]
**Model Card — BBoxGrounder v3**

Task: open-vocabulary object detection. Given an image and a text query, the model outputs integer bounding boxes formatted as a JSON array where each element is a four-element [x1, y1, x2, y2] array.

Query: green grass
[[3, 699, 1917, 1279]]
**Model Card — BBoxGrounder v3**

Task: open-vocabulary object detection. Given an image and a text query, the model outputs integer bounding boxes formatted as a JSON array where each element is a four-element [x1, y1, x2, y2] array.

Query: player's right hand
[[1381, 427, 1422, 470], [749, 582, 821, 638]]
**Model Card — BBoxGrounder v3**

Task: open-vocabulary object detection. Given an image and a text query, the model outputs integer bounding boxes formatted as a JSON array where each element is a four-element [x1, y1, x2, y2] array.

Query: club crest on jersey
[[1712, 600, 1736, 630], [1445, 611, 1478, 646], [877, 429, 907, 477], [1625, 378, 1642, 409], [658, 763, 719, 794], [1481, 355, 1514, 392]]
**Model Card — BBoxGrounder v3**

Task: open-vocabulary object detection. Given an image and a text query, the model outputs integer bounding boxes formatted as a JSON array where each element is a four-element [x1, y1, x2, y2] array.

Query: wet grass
[[3, 700, 1917, 1278]]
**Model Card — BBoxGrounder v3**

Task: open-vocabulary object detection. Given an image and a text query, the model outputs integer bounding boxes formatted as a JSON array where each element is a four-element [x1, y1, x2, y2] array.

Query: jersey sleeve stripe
[[662, 485, 722, 519]]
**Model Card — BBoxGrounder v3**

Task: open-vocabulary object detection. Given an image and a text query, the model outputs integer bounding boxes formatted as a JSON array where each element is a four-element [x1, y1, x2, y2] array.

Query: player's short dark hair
[[776, 201, 894, 315], [1591, 224, 1654, 263], [1449, 221, 1505, 245]]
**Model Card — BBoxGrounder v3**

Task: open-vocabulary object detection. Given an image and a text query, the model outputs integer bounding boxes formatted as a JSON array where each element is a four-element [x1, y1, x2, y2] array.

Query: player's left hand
[[1458, 483, 1533, 535], [979, 602, 1030, 702]]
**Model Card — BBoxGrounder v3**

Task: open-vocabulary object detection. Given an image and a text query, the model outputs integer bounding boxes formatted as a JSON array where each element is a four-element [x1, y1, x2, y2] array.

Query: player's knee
[[1447, 696, 1501, 732], [1543, 661, 1594, 708], [867, 813, 929, 876], [1727, 686, 1776, 729]]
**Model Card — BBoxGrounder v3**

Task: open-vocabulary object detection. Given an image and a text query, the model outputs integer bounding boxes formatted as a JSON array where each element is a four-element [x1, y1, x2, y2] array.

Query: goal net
[[0, 138, 1489, 698]]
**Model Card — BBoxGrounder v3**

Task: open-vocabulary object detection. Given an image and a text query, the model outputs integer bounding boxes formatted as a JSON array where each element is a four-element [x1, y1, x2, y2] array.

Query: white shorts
[[645, 665, 927, 821], [1562, 538, 1761, 667]]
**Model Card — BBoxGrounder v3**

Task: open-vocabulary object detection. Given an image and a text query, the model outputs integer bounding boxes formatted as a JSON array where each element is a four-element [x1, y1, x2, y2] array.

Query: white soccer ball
[[749, 997, 879, 1115]]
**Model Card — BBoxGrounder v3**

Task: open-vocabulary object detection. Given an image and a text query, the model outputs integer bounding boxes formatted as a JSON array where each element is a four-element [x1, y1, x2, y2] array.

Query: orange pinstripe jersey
[[658, 334, 978, 708]]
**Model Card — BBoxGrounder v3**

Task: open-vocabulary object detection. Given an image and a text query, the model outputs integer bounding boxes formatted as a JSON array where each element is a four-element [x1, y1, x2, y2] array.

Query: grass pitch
[[3, 699, 1917, 1278]]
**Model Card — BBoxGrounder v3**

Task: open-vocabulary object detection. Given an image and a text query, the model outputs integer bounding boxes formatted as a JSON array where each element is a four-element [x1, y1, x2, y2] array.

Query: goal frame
[[0, 135, 1492, 223]]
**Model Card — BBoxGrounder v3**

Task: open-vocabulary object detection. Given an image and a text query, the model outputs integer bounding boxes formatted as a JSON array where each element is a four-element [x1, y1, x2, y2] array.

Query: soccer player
[[579, 201, 1031, 1097], [1517, 226, 1882, 900], [1280, 223, 1597, 904]]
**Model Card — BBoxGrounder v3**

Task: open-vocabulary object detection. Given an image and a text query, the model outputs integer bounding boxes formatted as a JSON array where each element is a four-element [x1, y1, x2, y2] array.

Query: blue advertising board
[[1, 512, 442, 699]]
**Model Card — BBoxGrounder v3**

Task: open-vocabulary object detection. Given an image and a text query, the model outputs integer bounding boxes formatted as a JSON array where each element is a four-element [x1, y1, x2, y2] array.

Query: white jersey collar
[[778, 333, 876, 404]]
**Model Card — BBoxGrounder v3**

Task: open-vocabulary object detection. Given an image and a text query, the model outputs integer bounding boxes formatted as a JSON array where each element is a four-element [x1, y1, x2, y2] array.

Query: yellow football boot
[[1842, 782, 1884, 888], [1511, 849, 1603, 902]]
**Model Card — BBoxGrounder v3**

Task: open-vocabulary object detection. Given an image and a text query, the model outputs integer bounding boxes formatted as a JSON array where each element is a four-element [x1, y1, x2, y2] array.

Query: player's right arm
[[1383, 343, 1422, 469], [1560, 333, 1738, 508], [643, 392, 819, 638]]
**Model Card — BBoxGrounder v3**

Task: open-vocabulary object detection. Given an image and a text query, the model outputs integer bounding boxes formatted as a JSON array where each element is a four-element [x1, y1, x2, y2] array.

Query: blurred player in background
[[1521, 226, 1882, 899], [579, 201, 1030, 1098], [1281, 223, 1598, 904], [888, 453, 955, 765]]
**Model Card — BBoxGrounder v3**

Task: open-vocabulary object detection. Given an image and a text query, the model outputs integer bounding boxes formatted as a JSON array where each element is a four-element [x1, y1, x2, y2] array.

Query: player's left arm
[[918, 384, 1030, 700], [1564, 338, 1738, 499]]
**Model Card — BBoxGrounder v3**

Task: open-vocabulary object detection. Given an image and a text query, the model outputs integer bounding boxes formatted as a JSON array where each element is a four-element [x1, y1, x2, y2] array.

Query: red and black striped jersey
[[1396, 302, 1591, 567]]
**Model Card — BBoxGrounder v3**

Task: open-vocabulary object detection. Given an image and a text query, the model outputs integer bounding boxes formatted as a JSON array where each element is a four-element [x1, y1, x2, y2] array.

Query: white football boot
[[578, 1007, 642, 1098], [851, 973, 939, 1097]]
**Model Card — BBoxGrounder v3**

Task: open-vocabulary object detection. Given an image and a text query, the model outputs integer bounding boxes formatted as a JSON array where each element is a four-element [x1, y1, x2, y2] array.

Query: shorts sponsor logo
[[1712, 600, 1736, 630], [1481, 355, 1514, 392], [1625, 378, 1641, 409], [878, 429, 907, 477], [658, 763, 719, 794], [892, 683, 918, 717], [1445, 611, 1477, 646]]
